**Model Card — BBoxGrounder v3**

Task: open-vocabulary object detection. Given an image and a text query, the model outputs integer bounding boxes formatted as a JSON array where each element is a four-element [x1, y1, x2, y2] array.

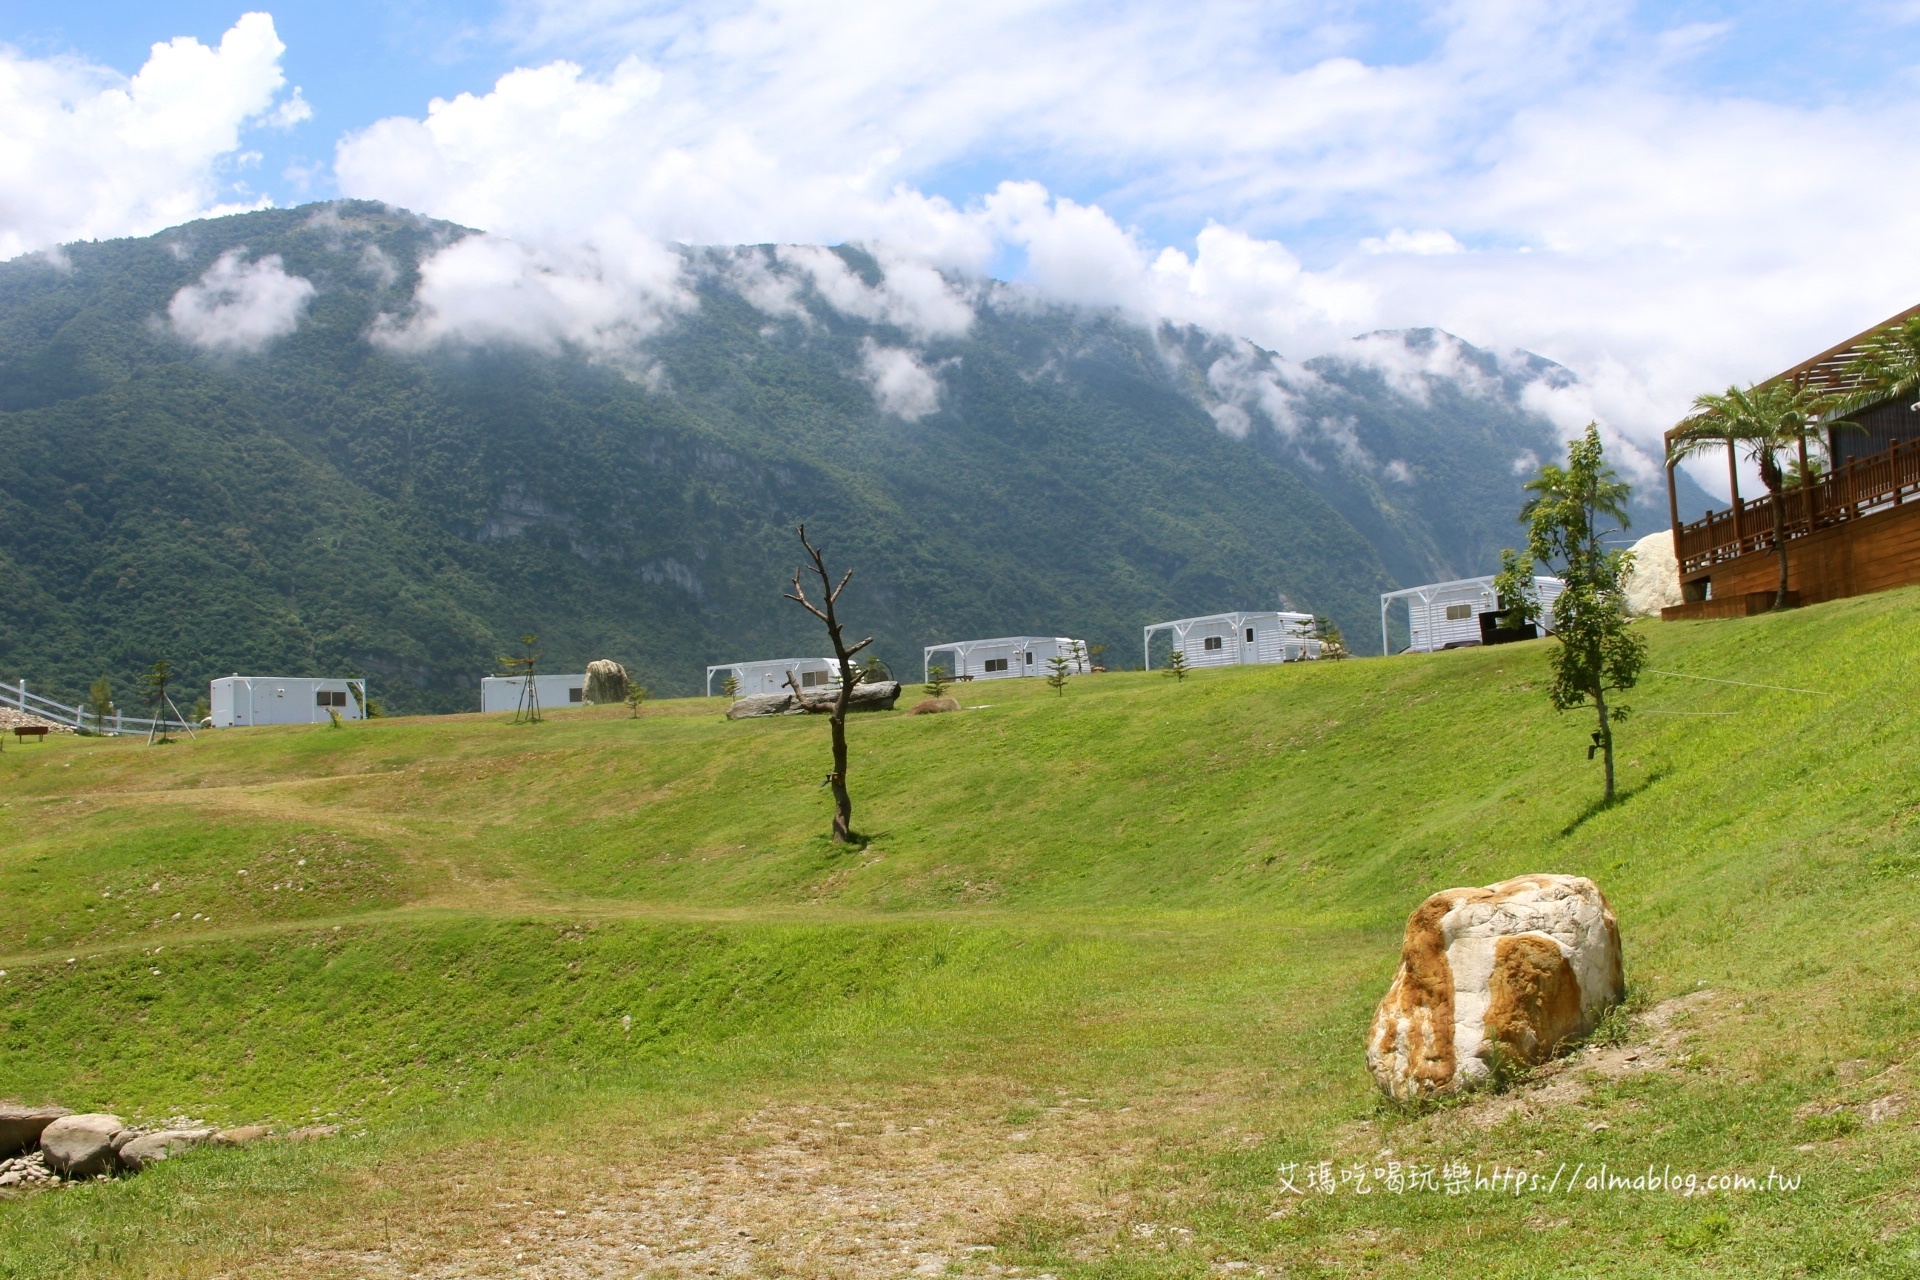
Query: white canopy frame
[[1141, 611, 1317, 670], [1379, 575, 1565, 654], [705, 657, 840, 697], [922, 636, 1088, 682]]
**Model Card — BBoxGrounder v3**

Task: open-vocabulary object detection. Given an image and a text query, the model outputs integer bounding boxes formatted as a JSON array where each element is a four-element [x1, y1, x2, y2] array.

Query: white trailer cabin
[[480, 673, 587, 713], [705, 658, 841, 697], [922, 636, 1089, 683], [1143, 611, 1320, 670], [1380, 575, 1566, 654], [210, 676, 366, 728]]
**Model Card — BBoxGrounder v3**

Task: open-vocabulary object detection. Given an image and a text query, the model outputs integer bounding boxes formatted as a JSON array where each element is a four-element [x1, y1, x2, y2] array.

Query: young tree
[[87, 675, 114, 734], [1087, 643, 1108, 672], [1502, 424, 1647, 803], [1668, 381, 1839, 610], [1164, 649, 1190, 681], [1045, 653, 1072, 695], [497, 635, 542, 723], [923, 663, 950, 699], [624, 684, 649, 717], [720, 672, 741, 699], [783, 525, 873, 844], [1312, 617, 1349, 660], [140, 660, 183, 744]]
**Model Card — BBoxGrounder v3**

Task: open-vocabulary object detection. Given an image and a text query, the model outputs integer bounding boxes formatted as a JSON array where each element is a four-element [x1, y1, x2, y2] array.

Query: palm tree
[[1841, 315, 1920, 414], [1667, 382, 1833, 610]]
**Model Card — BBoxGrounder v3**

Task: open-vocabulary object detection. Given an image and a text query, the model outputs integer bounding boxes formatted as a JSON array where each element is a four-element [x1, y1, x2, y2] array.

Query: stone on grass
[[583, 659, 630, 704], [1622, 530, 1683, 616], [39, 1114, 126, 1178], [905, 696, 961, 716], [117, 1129, 216, 1170], [0, 1104, 70, 1158], [212, 1125, 271, 1145], [1367, 874, 1624, 1101]]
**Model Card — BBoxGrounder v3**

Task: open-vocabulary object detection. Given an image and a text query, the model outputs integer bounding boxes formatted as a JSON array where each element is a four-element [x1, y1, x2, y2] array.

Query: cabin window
[[801, 669, 829, 687], [315, 690, 347, 707], [1025, 652, 1034, 664], [1445, 603, 1474, 621], [569, 687, 584, 702], [1245, 628, 1255, 642], [1203, 636, 1223, 651], [985, 658, 1009, 672]]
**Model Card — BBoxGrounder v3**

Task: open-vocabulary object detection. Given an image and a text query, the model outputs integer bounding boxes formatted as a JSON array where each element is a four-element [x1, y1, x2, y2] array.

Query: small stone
[[39, 1114, 126, 1179], [281, 1124, 339, 1142], [212, 1125, 270, 1145], [118, 1129, 215, 1170]]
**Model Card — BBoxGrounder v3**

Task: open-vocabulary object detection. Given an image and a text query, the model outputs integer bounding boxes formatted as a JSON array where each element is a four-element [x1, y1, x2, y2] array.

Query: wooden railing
[[1676, 435, 1920, 574]]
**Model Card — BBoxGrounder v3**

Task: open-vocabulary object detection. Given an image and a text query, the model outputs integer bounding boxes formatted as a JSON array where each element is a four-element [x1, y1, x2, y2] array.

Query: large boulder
[[39, 1113, 126, 1178], [117, 1128, 215, 1171], [0, 1104, 70, 1158], [1622, 530, 1683, 616], [1368, 875, 1624, 1101], [583, 659, 630, 704], [726, 680, 902, 719]]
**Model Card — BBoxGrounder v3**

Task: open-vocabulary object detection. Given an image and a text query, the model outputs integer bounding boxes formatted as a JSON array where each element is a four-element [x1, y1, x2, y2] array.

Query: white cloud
[[774, 245, 973, 340], [314, 0, 1920, 492], [166, 248, 314, 353], [372, 228, 693, 359], [858, 339, 946, 420], [0, 13, 307, 260]]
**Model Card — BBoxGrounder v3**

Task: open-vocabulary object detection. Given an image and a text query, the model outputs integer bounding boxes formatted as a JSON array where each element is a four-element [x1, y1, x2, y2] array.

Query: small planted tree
[[1088, 643, 1108, 672], [140, 659, 192, 744], [624, 684, 649, 717], [1502, 424, 1647, 803], [923, 663, 950, 699], [1045, 653, 1072, 695], [1312, 617, 1349, 660], [783, 524, 873, 844], [1164, 649, 1190, 681], [87, 676, 115, 734], [498, 635, 542, 723]]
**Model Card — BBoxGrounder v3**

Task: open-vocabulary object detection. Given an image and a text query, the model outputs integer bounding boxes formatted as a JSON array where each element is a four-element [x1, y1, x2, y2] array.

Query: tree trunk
[[1595, 685, 1615, 804], [1770, 484, 1791, 610], [828, 676, 853, 843]]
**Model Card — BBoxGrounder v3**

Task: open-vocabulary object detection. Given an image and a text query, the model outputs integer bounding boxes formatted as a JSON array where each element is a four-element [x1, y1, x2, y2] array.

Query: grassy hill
[[3, 593, 1918, 1277]]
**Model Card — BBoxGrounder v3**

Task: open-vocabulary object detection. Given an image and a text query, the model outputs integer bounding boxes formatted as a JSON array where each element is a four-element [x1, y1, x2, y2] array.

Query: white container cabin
[[922, 636, 1089, 683], [210, 676, 366, 728], [705, 658, 841, 697], [480, 673, 587, 713], [1142, 611, 1320, 670], [1380, 575, 1566, 654]]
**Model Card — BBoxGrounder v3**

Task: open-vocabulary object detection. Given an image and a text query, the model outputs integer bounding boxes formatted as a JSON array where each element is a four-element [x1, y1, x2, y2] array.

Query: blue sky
[[2, 1, 1918, 478]]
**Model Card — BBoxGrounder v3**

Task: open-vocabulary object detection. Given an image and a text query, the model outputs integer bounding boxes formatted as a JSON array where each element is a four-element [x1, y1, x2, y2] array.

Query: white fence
[[0, 679, 192, 737]]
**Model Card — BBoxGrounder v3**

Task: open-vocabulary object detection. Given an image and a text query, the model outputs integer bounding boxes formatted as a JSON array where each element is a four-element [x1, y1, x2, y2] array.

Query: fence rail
[[1, 680, 192, 736], [1676, 435, 1920, 574]]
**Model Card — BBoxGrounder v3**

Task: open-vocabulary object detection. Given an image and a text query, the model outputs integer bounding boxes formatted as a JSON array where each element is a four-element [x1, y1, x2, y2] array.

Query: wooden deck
[[1670, 434, 1920, 610]]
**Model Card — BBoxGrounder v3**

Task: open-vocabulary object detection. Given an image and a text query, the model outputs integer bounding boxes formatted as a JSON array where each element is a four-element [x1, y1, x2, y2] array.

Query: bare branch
[[830, 567, 854, 602]]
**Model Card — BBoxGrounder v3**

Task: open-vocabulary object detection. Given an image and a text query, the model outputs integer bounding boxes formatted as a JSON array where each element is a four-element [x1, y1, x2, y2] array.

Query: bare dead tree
[[783, 524, 872, 844]]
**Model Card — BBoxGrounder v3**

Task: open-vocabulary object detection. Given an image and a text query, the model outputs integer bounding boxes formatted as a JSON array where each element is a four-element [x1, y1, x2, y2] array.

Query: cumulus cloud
[[308, 0, 1920, 497], [1335, 330, 1502, 407], [166, 248, 314, 353], [372, 229, 693, 359], [0, 13, 307, 260], [858, 339, 946, 420]]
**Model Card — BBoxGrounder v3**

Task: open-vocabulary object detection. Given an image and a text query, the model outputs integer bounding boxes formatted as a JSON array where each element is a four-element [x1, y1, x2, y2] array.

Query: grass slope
[[3, 592, 1919, 1277]]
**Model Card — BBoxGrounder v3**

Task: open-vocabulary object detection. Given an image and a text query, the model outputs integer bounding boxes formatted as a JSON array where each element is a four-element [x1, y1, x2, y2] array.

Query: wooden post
[[1727, 439, 1743, 553]]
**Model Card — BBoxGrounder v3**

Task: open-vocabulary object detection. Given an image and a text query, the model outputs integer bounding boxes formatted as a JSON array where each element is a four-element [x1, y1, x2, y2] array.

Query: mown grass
[[5, 589, 1920, 1276]]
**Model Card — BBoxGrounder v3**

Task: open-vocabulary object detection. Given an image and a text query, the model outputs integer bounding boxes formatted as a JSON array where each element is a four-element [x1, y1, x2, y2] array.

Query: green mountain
[[0, 202, 1709, 710]]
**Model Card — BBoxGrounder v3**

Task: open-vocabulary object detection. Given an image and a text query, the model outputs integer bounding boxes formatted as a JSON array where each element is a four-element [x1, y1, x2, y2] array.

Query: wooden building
[[1663, 304, 1920, 619]]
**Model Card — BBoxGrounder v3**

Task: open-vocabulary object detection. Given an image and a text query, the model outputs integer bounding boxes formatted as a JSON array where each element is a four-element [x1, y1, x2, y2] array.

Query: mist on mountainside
[[0, 202, 1708, 710]]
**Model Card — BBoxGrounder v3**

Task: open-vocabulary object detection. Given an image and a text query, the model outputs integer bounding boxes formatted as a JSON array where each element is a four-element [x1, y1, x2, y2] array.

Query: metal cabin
[[705, 658, 840, 698], [922, 636, 1089, 683], [1142, 611, 1320, 670], [1379, 575, 1566, 654], [210, 676, 366, 728], [480, 673, 587, 713]]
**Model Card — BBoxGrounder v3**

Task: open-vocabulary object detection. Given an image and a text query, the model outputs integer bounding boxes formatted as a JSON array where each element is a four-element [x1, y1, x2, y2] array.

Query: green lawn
[[4, 591, 1920, 1277]]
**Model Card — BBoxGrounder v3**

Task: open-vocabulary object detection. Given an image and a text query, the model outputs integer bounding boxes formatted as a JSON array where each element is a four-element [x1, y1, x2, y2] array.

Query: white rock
[[1622, 530, 1683, 616], [1367, 875, 1625, 1101], [117, 1129, 216, 1170]]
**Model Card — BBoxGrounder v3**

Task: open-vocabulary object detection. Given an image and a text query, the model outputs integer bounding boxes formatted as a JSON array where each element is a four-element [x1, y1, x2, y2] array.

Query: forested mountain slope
[[0, 203, 1709, 709]]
